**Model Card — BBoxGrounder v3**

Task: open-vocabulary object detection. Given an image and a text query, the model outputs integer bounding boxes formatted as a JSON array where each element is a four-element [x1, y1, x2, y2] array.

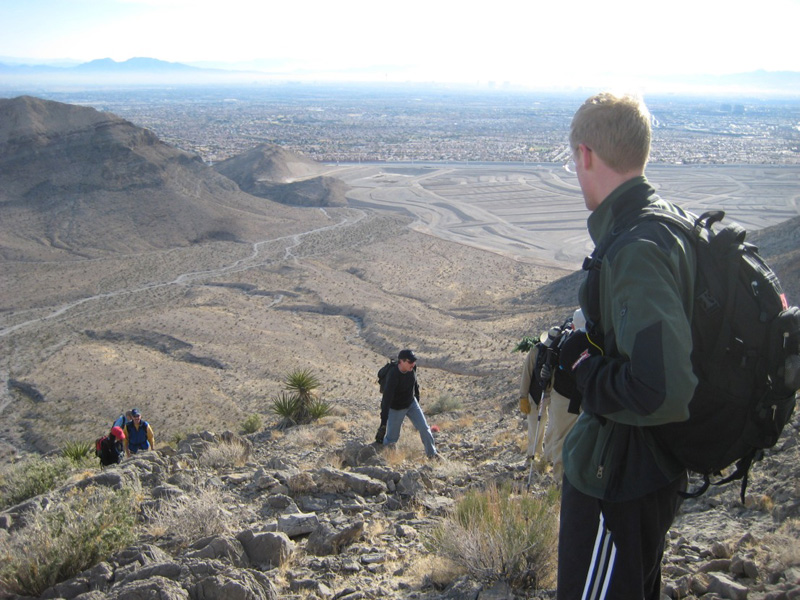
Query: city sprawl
[[46, 84, 800, 165]]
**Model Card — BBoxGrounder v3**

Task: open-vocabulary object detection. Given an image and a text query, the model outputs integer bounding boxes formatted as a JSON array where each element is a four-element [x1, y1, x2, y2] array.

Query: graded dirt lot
[[333, 163, 800, 269]]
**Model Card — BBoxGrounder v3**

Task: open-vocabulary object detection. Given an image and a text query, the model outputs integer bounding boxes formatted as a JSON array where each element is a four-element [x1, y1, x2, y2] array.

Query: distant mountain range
[[2, 57, 800, 95], [0, 57, 252, 87]]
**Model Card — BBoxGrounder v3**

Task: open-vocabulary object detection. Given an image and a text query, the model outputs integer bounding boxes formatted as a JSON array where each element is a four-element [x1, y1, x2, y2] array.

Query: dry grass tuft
[[197, 438, 252, 469], [406, 554, 467, 592], [143, 485, 249, 547], [382, 432, 427, 467], [766, 518, 800, 567]]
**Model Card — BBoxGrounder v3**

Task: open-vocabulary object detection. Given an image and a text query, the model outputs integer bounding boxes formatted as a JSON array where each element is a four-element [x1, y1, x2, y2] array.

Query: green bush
[[426, 482, 560, 590], [270, 369, 332, 426], [241, 413, 263, 434], [0, 486, 138, 597], [62, 440, 94, 463], [0, 456, 71, 510]]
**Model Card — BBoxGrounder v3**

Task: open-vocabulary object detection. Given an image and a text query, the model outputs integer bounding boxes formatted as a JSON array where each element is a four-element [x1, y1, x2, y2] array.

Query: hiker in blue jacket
[[381, 349, 439, 459], [124, 408, 155, 456], [554, 93, 696, 600]]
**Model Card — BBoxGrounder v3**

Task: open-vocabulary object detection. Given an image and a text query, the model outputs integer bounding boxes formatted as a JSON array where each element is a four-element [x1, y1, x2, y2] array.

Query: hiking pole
[[527, 389, 549, 490]]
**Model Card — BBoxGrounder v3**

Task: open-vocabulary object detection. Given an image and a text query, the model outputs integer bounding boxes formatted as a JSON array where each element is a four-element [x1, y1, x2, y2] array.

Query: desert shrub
[[0, 456, 72, 510], [198, 438, 251, 469], [62, 440, 94, 463], [426, 394, 463, 416], [143, 485, 246, 547], [767, 518, 800, 567], [0, 486, 137, 597], [241, 413, 263, 434], [270, 369, 332, 427], [425, 482, 559, 590]]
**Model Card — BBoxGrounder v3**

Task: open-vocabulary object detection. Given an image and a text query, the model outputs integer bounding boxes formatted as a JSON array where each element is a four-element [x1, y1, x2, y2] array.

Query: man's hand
[[519, 395, 531, 414], [553, 330, 602, 400]]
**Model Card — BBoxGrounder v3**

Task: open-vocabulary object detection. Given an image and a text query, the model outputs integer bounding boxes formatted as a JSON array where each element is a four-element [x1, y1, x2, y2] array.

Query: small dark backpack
[[585, 208, 800, 501], [377, 359, 397, 393]]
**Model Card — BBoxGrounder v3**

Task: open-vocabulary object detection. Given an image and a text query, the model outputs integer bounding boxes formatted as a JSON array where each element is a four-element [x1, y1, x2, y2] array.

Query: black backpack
[[585, 208, 800, 501], [377, 359, 397, 393]]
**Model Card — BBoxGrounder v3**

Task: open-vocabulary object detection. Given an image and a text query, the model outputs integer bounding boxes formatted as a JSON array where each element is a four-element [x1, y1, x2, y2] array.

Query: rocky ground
[[2, 391, 798, 600]]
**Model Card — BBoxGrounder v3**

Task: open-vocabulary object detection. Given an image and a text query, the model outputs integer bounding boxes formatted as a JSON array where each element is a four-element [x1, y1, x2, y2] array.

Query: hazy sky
[[2, 0, 800, 88]]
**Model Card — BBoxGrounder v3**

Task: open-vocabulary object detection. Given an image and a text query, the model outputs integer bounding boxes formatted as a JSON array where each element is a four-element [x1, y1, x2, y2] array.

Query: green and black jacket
[[563, 176, 698, 501]]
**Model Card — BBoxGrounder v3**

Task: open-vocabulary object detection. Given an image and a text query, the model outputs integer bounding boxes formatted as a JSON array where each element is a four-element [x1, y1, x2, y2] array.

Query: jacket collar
[[587, 176, 654, 245]]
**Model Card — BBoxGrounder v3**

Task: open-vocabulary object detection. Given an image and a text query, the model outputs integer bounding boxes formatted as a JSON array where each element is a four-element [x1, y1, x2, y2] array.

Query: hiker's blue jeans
[[383, 399, 437, 457]]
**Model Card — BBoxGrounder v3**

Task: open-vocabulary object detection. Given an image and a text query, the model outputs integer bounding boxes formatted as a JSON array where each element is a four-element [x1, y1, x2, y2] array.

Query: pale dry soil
[[0, 206, 570, 458]]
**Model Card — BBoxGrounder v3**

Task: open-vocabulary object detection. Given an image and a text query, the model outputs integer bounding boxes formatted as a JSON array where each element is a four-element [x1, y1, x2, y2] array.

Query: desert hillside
[[0, 97, 327, 261], [0, 97, 571, 460], [213, 144, 349, 207]]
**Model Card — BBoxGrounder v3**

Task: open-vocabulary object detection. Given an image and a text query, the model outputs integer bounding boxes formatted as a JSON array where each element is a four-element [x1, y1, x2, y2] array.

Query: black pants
[[557, 474, 686, 600]]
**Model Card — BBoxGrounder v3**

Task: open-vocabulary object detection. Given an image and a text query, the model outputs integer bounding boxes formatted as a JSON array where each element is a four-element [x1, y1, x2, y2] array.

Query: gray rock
[[707, 573, 749, 600], [264, 493, 298, 513], [316, 467, 387, 496], [190, 571, 276, 600], [113, 575, 188, 600], [237, 530, 295, 569], [186, 535, 249, 567], [277, 512, 319, 537], [306, 520, 365, 556], [351, 465, 401, 485]]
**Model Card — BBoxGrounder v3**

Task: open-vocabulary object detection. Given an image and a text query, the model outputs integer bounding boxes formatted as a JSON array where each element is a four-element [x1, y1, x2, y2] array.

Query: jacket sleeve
[[382, 367, 398, 408], [147, 425, 155, 449], [575, 236, 697, 426]]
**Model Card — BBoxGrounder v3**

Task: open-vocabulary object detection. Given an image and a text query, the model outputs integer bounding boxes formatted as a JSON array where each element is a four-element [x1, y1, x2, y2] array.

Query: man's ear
[[578, 143, 593, 169]]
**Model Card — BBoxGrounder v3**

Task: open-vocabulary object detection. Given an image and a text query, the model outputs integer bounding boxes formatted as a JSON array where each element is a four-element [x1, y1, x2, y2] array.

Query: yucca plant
[[270, 369, 331, 427], [62, 440, 94, 463]]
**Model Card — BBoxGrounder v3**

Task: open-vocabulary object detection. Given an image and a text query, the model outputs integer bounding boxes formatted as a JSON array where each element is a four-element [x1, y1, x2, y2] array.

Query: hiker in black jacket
[[98, 426, 126, 466], [381, 349, 439, 459], [554, 93, 695, 600]]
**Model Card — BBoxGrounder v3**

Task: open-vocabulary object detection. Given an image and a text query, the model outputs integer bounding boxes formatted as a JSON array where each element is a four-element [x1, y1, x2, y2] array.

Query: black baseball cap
[[398, 349, 417, 362]]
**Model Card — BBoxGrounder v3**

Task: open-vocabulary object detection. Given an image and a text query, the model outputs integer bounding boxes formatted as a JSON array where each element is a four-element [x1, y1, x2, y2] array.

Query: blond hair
[[569, 92, 651, 174]]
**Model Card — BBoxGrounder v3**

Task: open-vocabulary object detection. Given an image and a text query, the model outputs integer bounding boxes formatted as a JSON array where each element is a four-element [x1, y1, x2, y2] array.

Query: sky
[[2, 0, 800, 89]]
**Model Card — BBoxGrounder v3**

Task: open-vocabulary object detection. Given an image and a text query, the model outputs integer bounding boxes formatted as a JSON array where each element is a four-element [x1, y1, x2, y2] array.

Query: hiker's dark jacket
[[381, 365, 420, 411], [563, 176, 698, 502], [98, 436, 123, 466]]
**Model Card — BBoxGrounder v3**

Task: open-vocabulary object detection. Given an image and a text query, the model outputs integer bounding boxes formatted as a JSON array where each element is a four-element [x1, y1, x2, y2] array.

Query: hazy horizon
[[3, 0, 800, 93]]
